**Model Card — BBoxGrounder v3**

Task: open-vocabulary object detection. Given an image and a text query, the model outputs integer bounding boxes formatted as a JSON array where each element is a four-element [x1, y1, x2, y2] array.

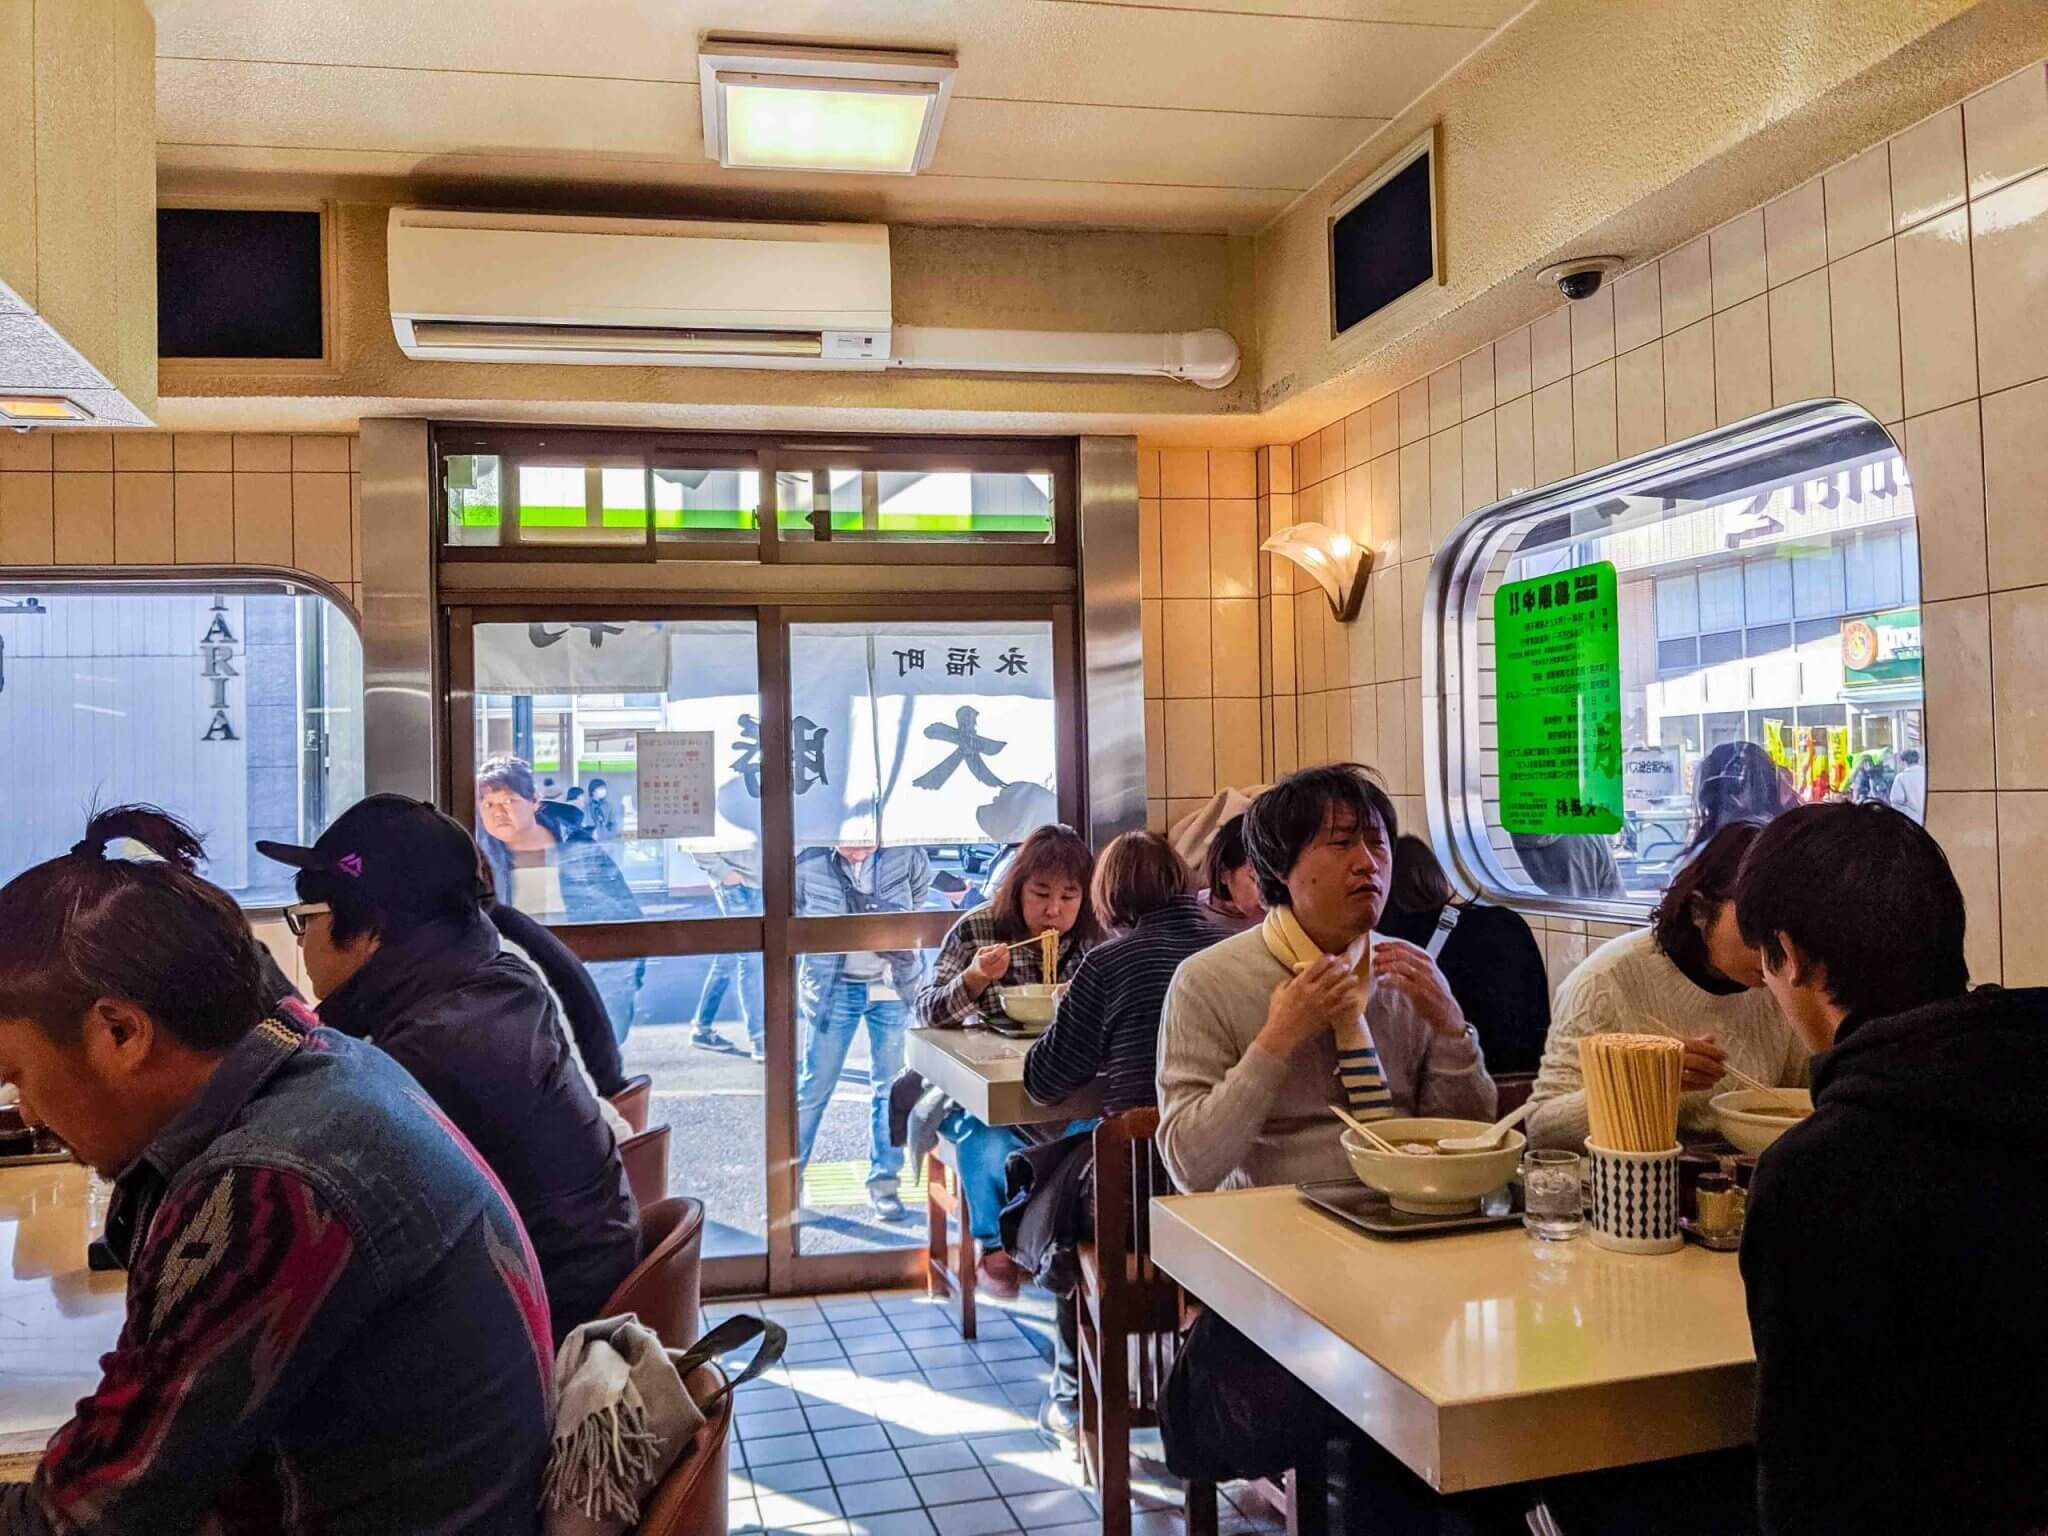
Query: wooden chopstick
[[1641, 1017, 1806, 1107]]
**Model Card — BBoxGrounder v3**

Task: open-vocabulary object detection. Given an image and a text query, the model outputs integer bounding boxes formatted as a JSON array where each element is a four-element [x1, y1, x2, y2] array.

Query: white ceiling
[[153, 0, 1524, 233]]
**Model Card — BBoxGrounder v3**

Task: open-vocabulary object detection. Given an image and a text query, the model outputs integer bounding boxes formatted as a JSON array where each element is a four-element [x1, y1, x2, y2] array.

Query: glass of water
[[1522, 1150, 1584, 1241]]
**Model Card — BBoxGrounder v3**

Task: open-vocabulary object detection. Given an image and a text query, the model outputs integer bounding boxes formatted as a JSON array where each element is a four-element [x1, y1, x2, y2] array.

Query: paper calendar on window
[[634, 731, 715, 838]]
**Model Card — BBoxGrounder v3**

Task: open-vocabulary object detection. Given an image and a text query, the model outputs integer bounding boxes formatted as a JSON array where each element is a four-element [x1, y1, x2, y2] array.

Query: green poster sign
[[1494, 560, 1623, 836], [1840, 606, 1921, 691]]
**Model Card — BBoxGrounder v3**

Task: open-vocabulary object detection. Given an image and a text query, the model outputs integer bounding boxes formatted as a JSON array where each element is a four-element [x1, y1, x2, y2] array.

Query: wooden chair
[[602, 1196, 706, 1350], [621, 1124, 672, 1208], [632, 1365, 731, 1536], [610, 1073, 654, 1135], [1495, 1072, 1537, 1116], [924, 1137, 978, 1338]]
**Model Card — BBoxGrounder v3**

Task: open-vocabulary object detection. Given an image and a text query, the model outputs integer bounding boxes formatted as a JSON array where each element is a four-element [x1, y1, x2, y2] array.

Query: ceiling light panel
[[700, 41, 957, 177]]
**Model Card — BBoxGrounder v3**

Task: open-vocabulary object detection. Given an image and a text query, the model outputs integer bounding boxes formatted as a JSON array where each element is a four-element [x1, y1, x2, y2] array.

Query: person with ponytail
[[0, 807, 552, 1535]]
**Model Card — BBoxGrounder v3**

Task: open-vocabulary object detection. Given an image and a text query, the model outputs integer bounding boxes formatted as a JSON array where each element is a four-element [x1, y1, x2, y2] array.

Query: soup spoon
[[1436, 1098, 1537, 1152]]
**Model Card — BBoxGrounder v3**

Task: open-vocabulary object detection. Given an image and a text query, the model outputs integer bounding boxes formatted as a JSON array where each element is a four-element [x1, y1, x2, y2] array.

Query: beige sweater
[[1156, 926, 1497, 1193], [1526, 926, 1809, 1152]]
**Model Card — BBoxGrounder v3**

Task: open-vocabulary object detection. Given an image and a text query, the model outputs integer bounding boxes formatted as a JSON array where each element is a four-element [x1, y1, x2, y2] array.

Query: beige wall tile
[[51, 432, 111, 471], [1461, 348, 1495, 421], [1710, 210, 1768, 310], [1140, 600, 1162, 698], [1146, 798, 1166, 833], [1765, 180, 1829, 285], [112, 432, 171, 472], [1891, 107, 1966, 230], [1429, 425, 1463, 549], [1342, 465, 1372, 550], [1214, 698, 1263, 792], [1404, 682, 1424, 800], [1296, 590, 1327, 695], [1823, 144, 1894, 260], [1319, 424, 1345, 484], [1268, 492, 1296, 593], [174, 472, 234, 563], [1167, 796, 1210, 828], [1345, 580, 1377, 686], [1398, 439, 1430, 559], [1161, 600, 1213, 698], [173, 434, 231, 472], [1713, 295, 1772, 425], [1530, 307, 1572, 390], [1962, 63, 2048, 199], [113, 472, 173, 563], [1768, 268, 1834, 406], [0, 435, 52, 472], [1999, 793, 2048, 985], [1210, 499, 1258, 600], [1461, 409, 1497, 514], [1137, 449, 1160, 499], [1163, 699, 1216, 798], [1271, 693, 1299, 777], [1572, 360, 1618, 474], [1342, 412, 1372, 474], [1375, 680, 1408, 793], [1896, 209, 1980, 417], [1904, 402, 1988, 601], [233, 434, 293, 473], [1429, 365, 1461, 433], [1324, 688, 1352, 761], [1298, 687, 1329, 766], [1612, 264, 1662, 353], [1296, 429, 1323, 491], [1532, 379, 1574, 486], [1138, 499, 1162, 598], [1569, 285, 1615, 372], [1828, 240, 1904, 424], [1982, 375, 2048, 591], [1494, 392, 1535, 496], [1210, 450, 1256, 499], [1160, 448, 1207, 499], [1992, 587, 2048, 789], [1401, 557, 1427, 680], [1970, 171, 2048, 397], [1370, 567, 1401, 685], [1212, 598, 1260, 698], [1923, 596, 1995, 790], [1270, 444, 1295, 495], [1322, 580, 1350, 691], [1144, 698, 1166, 798], [1663, 319, 1717, 440], [0, 473, 55, 563], [1661, 236, 1714, 331], [292, 473, 354, 583], [1159, 500, 1210, 597], [1369, 396, 1400, 459], [1369, 452, 1400, 563], [1348, 686, 1379, 773], [1399, 381, 1430, 447], [1616, 342, 1667, 458], [1494, 326, 1533, 403], [232, 472, 294, 566], [52, 472, 114, 562]]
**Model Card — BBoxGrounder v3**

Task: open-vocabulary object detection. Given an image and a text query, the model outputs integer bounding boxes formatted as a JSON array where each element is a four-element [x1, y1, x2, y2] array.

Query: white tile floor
[[707, 1289, 1288, 1536]]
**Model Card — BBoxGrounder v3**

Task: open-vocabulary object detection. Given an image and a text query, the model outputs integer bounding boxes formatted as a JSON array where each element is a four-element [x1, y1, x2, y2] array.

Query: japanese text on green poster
[[1494, 561, 1623, 836]]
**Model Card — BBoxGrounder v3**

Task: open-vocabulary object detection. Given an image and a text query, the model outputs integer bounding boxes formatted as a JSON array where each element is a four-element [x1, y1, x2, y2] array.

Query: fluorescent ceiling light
[[700, 40, 957, 176], [0, 395, 91, 424]]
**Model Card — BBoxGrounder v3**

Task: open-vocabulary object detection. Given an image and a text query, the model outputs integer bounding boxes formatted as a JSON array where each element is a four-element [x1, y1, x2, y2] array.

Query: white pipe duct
[[889, 326, 1241, 390]]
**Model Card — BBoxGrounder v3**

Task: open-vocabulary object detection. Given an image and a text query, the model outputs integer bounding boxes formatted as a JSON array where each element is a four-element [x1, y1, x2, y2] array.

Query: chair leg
[[1097, 1306, 1132, 1536], [925, 1152, 947, 1300], [955, 1210, 978, 1339], [1185, 1481, 1220, 1536]]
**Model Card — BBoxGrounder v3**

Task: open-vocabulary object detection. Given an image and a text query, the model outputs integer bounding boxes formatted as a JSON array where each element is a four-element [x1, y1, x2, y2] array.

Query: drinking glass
[[1522, 1149, 1584, 1241]]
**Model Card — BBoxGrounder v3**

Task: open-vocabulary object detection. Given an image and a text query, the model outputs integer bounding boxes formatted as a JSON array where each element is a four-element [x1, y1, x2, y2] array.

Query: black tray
[[1298, 1177, 1522, 1239]]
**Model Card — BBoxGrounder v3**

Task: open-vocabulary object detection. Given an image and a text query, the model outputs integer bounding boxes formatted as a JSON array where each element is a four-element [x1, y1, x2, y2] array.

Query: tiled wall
[[1143, 60, 2048, 993]]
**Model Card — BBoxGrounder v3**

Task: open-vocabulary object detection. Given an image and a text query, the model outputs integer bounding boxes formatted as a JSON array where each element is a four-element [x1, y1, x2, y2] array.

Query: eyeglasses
[[282, 901, 332, 937]]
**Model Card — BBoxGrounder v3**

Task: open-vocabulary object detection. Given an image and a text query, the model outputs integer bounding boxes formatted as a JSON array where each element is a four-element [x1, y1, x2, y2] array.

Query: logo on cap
[[337, 853, 364, 878]]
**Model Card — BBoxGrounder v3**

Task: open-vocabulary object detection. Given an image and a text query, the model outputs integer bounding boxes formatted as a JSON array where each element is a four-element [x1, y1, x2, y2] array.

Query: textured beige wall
[[1147, 61, 2048, 996]]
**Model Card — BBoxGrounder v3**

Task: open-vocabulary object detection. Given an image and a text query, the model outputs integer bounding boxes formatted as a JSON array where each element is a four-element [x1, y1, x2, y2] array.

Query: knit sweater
[[1526, 926, 1809, 1152], [1156, 926, 1496, 1193]]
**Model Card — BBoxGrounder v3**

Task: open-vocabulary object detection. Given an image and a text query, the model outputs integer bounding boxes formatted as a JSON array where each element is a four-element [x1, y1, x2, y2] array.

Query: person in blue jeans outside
[[690, 849, 765, 1061], [914, 824, 1101, 1297], [793, 842, 934, 1222]]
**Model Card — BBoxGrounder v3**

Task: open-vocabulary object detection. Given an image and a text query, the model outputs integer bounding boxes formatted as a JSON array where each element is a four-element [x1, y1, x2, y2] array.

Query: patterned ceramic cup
[[1585, 1142, 1682, 1255]]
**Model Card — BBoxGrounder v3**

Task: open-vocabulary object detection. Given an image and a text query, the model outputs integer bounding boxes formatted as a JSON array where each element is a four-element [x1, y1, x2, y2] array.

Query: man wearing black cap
[[261, 795, 639, 1343]]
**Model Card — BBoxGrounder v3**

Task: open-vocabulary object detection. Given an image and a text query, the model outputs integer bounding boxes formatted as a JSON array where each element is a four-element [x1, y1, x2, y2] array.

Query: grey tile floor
[[707, 1289, 1287, 1536]]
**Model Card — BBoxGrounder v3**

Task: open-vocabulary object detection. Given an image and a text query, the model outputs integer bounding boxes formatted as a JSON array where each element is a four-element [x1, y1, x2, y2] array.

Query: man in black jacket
[[1735, 801, 2048, 1536], [262, 796, 640, 1344]]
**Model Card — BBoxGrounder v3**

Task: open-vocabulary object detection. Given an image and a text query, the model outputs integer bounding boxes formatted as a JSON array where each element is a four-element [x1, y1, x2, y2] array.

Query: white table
[[905, 1026, 1101, 1127], [1150, 1185, 1756, 1493], [0, 1163, 126, 1481]]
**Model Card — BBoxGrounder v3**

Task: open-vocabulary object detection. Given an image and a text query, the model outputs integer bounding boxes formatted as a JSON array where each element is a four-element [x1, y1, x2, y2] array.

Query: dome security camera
[[1539, 256, 1625, 302]]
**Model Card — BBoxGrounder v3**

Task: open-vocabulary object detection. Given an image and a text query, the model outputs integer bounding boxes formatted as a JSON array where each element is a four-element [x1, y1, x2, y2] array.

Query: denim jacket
[[0, 1013, 554, 1536]]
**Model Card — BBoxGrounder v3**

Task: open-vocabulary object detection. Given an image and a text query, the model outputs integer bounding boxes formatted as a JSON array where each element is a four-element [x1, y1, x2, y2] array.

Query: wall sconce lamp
[[1261, 521, 1373, 623]]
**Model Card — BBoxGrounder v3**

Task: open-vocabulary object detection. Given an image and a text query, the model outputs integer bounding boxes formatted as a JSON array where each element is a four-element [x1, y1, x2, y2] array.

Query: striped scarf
[[1260, 905, 1393, 1120]]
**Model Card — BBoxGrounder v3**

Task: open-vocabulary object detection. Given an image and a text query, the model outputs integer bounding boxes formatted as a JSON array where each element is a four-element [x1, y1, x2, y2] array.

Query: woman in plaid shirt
[[913, 825, 1102, 1294]]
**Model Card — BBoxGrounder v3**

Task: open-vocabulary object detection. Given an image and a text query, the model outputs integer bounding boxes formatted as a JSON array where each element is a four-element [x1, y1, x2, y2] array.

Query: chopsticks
[[1641, 1016, 1807, 1108], [1329, 1104, 1399, 1155]]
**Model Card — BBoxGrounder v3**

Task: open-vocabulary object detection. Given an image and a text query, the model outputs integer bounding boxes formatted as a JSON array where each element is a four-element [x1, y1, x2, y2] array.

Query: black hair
[[1685, 741, 1798, 855], [1092, 830, 1189, 931], [989, 825, 1105, 946], [1242, 764, 1398, 910], [1652, 819, 1764, 982], [0, 806, 264, 1049], [477, 755, 538, 802], [1203, 814, 1252, 907], [1389, 834, 1456, 914], [589, 778, 608, 792], [1736, 801, 1967, 1017], [1900, 749, 1921, 766], [566, 786, 585, 803]]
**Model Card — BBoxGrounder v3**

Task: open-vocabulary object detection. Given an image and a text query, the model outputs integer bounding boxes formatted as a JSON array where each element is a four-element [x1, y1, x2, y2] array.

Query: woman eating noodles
[[1525, 819, 1808, 1151], [912, 823, 1102, 1295]]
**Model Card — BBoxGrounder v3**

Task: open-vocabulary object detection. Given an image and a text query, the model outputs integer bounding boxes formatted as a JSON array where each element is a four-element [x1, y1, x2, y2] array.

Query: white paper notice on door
[[635, 731, 715, 838]]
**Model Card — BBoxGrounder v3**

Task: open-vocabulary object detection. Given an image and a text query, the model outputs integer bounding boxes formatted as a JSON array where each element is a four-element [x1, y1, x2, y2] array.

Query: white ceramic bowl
[[1711, 1088, 1813, 1155], [996, 984, 1059, 1026], [1341, 1117, 1526, 1215]]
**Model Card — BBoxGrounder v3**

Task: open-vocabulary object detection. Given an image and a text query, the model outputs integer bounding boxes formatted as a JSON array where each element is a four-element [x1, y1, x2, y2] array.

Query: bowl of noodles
[[995, 984, 1060, 1027], [1711, 1089, 1813, 1154]]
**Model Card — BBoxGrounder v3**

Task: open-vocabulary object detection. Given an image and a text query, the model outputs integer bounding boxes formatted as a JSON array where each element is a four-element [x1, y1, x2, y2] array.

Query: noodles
[[1578, 1034, 1683, 1153], [1040, 928, 1057, 983]]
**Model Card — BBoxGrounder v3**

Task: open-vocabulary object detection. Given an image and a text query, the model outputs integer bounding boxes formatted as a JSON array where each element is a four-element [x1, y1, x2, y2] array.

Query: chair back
[[603, 1196, 705, 1350], [1494, 1073, 1537, 1116], [632, 1365, 731, 1536], [621, 1124, 672, 1208], [1091, 1107, 1179, 1413], [610, 1073, 654, 1135]]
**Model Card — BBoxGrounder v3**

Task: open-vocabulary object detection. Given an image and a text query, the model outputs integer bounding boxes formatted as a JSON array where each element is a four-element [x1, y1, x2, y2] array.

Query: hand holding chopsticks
[[1641, 1016, 1807, 1108]]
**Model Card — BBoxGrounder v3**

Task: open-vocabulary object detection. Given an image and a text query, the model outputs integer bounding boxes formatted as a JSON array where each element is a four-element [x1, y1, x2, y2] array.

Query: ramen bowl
[[1711, 1089, 1813, 1155], [1341, 1118, 1525, 1215], [996, 984, 1060, 1027]]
